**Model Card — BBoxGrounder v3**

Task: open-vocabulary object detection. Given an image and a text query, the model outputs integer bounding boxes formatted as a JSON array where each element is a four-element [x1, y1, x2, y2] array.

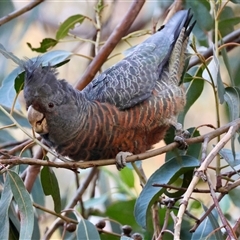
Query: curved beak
[[27, 105, 48, 134]]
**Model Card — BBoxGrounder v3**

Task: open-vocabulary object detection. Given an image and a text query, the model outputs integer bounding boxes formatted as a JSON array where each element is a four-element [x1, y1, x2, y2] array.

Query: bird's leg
[[169, 118, 190, 150], [115, 151, 133, 170]]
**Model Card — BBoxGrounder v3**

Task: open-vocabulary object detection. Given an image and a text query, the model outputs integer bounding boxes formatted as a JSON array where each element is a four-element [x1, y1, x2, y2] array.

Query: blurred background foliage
[[1, 0, 240, 239]]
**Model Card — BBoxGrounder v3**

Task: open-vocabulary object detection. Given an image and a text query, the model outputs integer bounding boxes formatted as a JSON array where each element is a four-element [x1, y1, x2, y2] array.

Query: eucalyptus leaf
[[0, 174, 13, 240], [0, 50, 72, 109], [224, 86, 240, 121], [56, 14, 86, 40], [27, 38, 58, 53], [221, 41, 233, 85], [77, 219, 100, 240], [40, 166, 61, 213], [218, 148, 240, 167], [178, 78, 204, 124], [228, 188, 240, 208], [8, 170, 34, 240], [134, 155, 199, 228], [191, 205, 223, 240], [213, 45, 225, 104]]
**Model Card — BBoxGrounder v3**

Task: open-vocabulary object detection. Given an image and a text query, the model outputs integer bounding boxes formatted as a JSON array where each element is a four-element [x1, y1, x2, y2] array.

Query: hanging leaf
[[134, 156, 199, 228], [218, 148, 240, 168], [191, 205, 223, 240], [40, 166, 61, 213], [77, 219, 100, 240], [8, 170, 34, 240], [221, 41, 233, 85], [224, 86, 240, 121], [178, 77, 204, 124], [0, 174, 13, 240], [213, 44, 225, 103]]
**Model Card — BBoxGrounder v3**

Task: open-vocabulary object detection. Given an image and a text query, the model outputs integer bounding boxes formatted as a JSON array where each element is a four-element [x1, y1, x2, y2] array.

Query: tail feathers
[[158, 9, 195, 42]]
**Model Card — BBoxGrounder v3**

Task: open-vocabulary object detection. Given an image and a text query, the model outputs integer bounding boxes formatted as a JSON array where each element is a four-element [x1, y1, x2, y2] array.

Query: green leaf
[[219, 7, 240, 37], [191, 205, 223, 240], [0, 67, 23, 109], [224, 86, 240, 121], [27, 38, 58, 53], [0, 129, 15, 143], [178, 78, 204, 124], [77, 219, 100, 240], [31, 175, 45, 211], [212, 45, 225, 104], [0, 43, 23, 65], [218, 148, 240, 167], [14, 71, 25, 94], [230, 0, 240, 3], [221, 41, 233, 85], [84, 194, 108, 209], [0, 174, 13, 240], [134, 156, 199, 228], [32, 50, 73, 66], [40, 166, 61, 213], [219, 195, 231, 213], [219, 17, 240, 37], [106, 200, 139, 229], [185, 0, 212, 31], [102, 168, 136, 198], [56, 14, 86, 40], [119, 166, 135, 188], [0, 50, 72, 108], [185, 0, 213, 45], [8, 170, 34, 240], [228, 188, 240, 208]]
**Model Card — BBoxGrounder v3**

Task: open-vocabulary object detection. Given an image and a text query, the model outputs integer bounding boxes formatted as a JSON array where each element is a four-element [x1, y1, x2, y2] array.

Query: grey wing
[[83, 44, 159, 110]]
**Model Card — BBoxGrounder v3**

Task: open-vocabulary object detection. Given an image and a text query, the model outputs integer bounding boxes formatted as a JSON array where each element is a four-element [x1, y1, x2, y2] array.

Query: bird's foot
[[173, 123, 190, 150], [115, 151, 133, 170]]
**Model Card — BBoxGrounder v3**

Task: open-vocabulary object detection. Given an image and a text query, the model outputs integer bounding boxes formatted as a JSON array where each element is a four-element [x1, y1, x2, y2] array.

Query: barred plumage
[[23, 10, 195, 166]]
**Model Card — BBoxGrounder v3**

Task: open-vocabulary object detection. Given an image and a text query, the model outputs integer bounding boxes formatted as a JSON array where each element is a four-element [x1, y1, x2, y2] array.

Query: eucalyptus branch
[[188, 28, 240, 69], [174, 123, 240, 240], [206, 174, 236, 239], [158, 207, 171, 240], [1, 118, 240, 169], [75, 0, 146, 90], [152, 183, 211, 193], [33, 202, 78, 224], [0, 0, 45, 26], [190, 193, 225, 232]]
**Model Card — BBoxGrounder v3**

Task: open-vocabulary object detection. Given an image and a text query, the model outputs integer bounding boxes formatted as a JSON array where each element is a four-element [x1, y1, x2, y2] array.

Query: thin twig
[[152, 183, 211, 193], [206, 174, 237, 239], [188, 28, 240, 69], [174, 123, 240, 240], [226, 218, 240, 240], [0, 0, 45, 26], [33, 202, 78, 224]]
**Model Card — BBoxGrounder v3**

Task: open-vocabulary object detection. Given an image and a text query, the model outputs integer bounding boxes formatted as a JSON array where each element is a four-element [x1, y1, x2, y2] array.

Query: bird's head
[[23, 60, 81, 145]]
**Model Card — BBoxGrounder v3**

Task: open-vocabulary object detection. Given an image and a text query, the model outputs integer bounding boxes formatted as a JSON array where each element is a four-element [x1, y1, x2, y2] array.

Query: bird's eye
[[48, 102, 54, 108]]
